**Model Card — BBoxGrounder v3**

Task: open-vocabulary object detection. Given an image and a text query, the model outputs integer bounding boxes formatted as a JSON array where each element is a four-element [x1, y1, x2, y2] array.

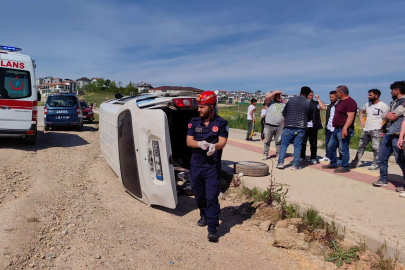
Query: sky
[[2, 0, 405, 105]]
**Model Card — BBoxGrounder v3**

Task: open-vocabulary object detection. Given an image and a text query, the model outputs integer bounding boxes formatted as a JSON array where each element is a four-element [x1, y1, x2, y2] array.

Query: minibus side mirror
[[115, 93, 123, 99], [37, 92, 41, 102]]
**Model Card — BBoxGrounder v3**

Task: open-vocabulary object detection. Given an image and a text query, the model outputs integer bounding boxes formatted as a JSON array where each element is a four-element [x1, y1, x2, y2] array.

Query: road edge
[[220, 165, 405, 264]]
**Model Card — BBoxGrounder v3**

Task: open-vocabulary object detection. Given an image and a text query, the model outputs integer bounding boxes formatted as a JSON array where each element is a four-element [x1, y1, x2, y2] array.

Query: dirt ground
[[0, 125, 352, 269]]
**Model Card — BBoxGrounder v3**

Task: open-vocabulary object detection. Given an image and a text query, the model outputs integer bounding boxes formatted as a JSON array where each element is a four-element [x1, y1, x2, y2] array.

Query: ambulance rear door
[[0, 60, 33, 130], [134, 107, 178, 209]]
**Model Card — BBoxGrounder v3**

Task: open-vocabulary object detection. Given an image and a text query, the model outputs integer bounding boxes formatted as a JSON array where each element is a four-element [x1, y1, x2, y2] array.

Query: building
[[148, 86, 204, 94], [51, 78, 62, 83], [132, 81, 153, 92], [36, 76, 53, 85], [91, 77, 100, 83], [76, 77, 91, 89], [38, 80, 77, 97], [216, 90, 228, 103]]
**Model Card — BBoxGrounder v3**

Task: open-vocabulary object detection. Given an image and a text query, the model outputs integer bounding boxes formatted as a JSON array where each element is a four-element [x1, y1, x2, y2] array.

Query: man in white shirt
[[319, 91, 339, 162], [260, 104, 266, 141], [350, 89, 388, 170], [299, 90, 326, 164], [246, 98, 257, 141]]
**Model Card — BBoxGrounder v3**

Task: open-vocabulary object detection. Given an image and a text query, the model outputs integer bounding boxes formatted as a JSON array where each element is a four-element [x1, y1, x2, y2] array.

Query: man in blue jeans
[[319, 91, 341, 163], [373, 81, 405, 187], [322, 85, 357, 173], [276, 87, 312, 170]]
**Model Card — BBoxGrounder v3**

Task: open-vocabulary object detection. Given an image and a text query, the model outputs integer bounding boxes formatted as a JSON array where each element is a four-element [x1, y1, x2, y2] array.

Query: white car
[[99, 92, 200, 209], [0, 45, 40, 145]]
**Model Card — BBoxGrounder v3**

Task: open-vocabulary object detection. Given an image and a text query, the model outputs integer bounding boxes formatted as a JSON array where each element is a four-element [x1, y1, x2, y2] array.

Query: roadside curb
[[220, 164, 405, 264], [230, 128, 396, 163]]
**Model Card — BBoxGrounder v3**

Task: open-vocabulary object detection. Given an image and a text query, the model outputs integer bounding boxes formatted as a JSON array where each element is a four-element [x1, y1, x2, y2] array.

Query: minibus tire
[[76, 123, 83, 132], [234, 161, 269, 177], [45, 125, 50, 131]]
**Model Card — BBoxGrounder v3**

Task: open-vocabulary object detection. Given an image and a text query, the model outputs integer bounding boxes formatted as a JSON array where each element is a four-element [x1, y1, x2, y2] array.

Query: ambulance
[[99, 92, 201, 209], [0, 45, 40, 145]]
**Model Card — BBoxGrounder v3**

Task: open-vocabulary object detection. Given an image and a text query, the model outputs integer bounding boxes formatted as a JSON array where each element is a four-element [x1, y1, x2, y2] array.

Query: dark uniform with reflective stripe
[[187, 115, 229, 233]]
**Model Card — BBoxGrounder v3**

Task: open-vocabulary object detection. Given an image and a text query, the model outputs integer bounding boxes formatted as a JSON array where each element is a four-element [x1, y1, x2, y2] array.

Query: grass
[[38, 90, 113, 108], [302, 208, 323, 231], [78, 91, 115, 106], [371, 242, 399, 270], [219, 110, 263, 133], [326, 240, 360, 268], [281, 202, 300, 219]]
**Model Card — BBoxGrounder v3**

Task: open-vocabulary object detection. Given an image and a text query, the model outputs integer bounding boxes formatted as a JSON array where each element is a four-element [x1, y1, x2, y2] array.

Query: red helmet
[[197, 91, 217, 105]]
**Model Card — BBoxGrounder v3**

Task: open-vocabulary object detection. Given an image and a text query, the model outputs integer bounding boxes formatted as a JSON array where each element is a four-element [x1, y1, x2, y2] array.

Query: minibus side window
[[118, 110, 142, 198]]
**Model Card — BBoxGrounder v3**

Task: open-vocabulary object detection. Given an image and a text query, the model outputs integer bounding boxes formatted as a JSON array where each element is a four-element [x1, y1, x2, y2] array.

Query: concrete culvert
[[234, 161, 269, 177]]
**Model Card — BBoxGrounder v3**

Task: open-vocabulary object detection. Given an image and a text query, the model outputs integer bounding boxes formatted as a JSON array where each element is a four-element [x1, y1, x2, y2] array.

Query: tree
[[96, 78, 105, 91], [105, 79, 111, 89], [255, 90, 261, 94], [124, 81, 137, 95], [109, 81, 118, 93], [118, 81, 123, 88]]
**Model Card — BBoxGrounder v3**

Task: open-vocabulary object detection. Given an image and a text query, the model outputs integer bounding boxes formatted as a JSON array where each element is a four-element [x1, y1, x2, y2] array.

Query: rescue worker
[[186, 91, 229, 242]]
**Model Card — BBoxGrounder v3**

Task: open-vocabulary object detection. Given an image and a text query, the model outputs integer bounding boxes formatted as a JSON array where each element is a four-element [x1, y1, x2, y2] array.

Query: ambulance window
[[0, 68, 31, 99]]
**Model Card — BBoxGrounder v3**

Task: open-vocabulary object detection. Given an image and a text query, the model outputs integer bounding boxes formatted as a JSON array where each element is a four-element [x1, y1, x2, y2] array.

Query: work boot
[[207, 231, 218, 242], [197, 216, 207, 227]]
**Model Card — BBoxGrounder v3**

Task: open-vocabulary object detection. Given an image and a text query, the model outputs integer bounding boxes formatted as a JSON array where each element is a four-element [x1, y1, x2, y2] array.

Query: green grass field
[[78, 91, 115, 106]]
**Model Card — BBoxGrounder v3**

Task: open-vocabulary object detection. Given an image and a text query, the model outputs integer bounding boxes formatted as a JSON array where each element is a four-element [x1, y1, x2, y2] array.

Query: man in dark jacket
[[300, 91, 326, 164], [319, 91, 340, 162], [276, 87, 313, 170]]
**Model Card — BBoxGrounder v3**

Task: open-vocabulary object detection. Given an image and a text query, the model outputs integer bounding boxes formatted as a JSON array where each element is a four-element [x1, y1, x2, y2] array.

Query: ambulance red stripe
[[0, 100, 34, 110], [0, 100, 33, 106]]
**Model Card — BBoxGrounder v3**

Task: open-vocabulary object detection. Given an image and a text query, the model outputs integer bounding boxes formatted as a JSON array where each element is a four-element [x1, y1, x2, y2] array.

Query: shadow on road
[[153, 195, 198, 217], [218, 202, 256, 238], [49, 125, 98, 132], [0, 130, 90, 151], [387, 174, 405, 186]]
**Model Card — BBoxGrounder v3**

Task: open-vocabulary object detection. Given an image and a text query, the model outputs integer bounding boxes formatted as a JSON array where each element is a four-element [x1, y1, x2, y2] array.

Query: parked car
[[79, 100, 94, 123], [44, 93, 83, 131], [0, 45, 40, 145], [99, 92, 200, 209]]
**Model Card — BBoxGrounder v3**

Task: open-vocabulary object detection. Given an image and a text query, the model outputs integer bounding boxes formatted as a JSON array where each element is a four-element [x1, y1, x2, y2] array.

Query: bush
[[303, 208, 323, 231], [281, 201, 300, 219]]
